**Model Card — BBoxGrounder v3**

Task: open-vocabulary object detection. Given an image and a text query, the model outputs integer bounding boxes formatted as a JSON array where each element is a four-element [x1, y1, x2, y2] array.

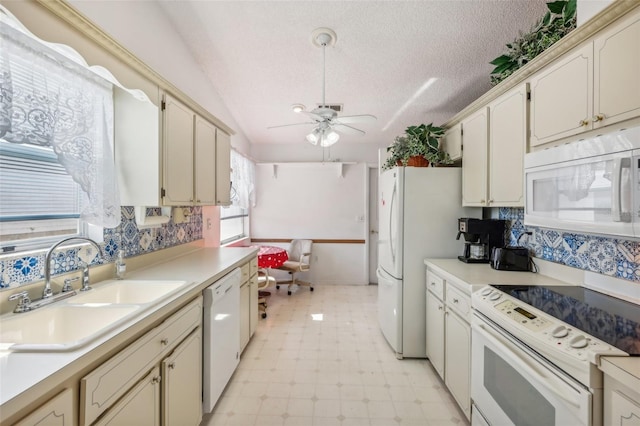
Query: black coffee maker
[[456, 218, 506, 263]]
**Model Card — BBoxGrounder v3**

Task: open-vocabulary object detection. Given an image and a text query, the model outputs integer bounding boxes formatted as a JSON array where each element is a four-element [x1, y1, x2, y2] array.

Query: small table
[[257, 245, 288, 269]]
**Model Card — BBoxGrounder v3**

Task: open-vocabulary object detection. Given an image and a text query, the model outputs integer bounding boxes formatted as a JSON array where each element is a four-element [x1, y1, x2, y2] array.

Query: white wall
[[67, 0, 251, 156], [577, 0, 615, 27], [252, 163, 369, 285]]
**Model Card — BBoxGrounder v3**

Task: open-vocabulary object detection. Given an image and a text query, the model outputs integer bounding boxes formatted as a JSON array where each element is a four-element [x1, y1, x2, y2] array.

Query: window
[[220, 205, 248, 245], [0, 142, 85, 252], [0, 12, 121, 253], [220, 150, 255, 245]]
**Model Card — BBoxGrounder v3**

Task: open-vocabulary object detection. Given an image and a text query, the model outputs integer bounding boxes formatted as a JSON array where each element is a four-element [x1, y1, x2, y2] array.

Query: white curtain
[[0, 17, 121, 228], [230, 149, 255, 209]]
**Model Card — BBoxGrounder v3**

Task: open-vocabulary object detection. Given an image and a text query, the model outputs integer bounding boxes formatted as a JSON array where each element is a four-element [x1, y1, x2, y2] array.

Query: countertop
[[424, 258, 570, 294], [600, 356, 640, 391], [0, 246, 257, 409]]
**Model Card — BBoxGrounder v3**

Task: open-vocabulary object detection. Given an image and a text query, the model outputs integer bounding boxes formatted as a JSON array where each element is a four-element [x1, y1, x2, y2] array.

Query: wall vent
[[318, 104, 343, 112]]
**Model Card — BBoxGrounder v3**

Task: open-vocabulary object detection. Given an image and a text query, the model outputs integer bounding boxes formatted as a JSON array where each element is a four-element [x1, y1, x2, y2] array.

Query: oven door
[[471, 313, 592, 426]]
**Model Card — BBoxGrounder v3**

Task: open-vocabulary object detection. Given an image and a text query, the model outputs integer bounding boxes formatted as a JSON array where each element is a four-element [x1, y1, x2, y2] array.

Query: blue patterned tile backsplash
[[498, 207, 640, 282], [0, 206, 202, 288]]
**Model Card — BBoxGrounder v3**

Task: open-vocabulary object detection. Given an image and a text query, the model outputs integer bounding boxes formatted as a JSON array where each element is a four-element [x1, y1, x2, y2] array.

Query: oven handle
[[475, 321, 583, 409]]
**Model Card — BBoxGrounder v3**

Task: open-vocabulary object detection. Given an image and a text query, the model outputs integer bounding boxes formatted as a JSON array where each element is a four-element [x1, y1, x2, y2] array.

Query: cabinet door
[[426, 290, 445, 380], [15, 388, 73, 426], [461, 108, 489, 206], [488, 84, 528, 207], [445, 311, 471, 420], [194, 116, 217, 205], [594, 9, 640, 129], [443, 123, 462, 161], [94, 368, 161, 426], [249, 274, 258, 337], [530, 43, 593, 147], [163, 94, 194, 206], [162, 329, 203, 426], [216, 130, 231, 206], [240, 281, 250, 351]]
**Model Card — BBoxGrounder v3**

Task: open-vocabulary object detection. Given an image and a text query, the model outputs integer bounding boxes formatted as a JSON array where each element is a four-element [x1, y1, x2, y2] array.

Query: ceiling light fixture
[[292, 104, 305, 113]]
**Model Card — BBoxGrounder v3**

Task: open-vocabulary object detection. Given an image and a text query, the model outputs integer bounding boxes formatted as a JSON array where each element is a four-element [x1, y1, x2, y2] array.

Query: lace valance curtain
[[0, 16, 121, 228], [230, 149, 255, 209]]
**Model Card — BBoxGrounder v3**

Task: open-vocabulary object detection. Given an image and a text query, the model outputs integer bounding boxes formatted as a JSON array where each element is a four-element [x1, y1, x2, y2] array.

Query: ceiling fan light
[[320, 130, 340, 147], [292, 104, 305, 113], [306, 129, 320, 145]]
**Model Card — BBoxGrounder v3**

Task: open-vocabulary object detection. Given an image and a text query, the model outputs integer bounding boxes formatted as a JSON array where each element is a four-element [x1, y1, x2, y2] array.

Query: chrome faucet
[[44, 237, 104, 299]]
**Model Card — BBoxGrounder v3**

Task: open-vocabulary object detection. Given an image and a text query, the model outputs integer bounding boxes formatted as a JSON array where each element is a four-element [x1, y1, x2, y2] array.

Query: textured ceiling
[[157, 1, 548, 146]]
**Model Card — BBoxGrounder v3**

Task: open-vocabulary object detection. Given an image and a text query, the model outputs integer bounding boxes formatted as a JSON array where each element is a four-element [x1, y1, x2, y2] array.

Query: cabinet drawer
[[446, 284, 470, 318], [81, 296, 202, 425], [426, 270, 444, 299], [249, 256, 258, 277], [241, 263, 250, 283]]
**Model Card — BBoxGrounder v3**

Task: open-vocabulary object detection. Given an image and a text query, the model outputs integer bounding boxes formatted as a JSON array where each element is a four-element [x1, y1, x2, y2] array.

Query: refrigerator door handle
[[389, 183, 397, 264]]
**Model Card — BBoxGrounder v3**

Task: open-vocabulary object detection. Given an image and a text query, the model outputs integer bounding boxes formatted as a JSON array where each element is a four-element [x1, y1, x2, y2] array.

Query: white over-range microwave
[[525, 125, 640, 238]]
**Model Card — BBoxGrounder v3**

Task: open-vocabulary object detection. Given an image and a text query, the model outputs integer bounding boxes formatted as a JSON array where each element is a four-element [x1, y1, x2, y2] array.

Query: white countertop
[[424, 258, 570, 294], [600, 356, 640, 390], [0, 246, 257, 408]]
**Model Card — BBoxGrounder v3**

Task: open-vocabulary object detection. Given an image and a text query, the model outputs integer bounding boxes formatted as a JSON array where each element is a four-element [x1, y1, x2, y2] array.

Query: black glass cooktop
[[491, 285, 640, 356]]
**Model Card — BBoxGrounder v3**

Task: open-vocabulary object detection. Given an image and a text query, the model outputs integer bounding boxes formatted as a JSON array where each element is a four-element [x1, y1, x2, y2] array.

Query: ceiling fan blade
[[267, 122, 315, 129], [301, 111, 325, 122], [333, 114, 377, 124], [333, 123, 365, 135]]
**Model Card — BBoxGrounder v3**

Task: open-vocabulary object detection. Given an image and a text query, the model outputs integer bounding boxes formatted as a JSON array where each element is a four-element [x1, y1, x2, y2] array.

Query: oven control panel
[[494, 300, 552, 331]]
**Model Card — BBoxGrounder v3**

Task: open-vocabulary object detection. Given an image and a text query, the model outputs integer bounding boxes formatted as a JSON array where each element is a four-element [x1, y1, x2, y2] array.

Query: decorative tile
[[587, 238, 617, 276]]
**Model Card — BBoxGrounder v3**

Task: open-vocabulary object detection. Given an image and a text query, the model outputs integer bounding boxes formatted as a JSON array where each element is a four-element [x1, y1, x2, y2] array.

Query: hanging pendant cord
[[322, 42, 326, 108]]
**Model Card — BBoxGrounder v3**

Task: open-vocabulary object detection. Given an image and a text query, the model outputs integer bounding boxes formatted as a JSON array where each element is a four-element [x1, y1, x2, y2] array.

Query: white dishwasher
[[203, 268, 241, 413]]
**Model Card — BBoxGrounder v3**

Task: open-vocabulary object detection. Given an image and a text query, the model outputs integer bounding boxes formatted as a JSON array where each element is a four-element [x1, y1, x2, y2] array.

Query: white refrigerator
[[377, 167, 480, 358]]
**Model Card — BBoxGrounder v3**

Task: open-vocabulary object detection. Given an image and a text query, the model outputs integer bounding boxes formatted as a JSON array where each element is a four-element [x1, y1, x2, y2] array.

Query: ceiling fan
[[268, 28, 377, 147]]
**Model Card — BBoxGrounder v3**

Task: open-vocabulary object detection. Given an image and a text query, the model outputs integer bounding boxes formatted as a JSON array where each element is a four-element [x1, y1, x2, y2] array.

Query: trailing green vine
[[489, 0, 577, 86]]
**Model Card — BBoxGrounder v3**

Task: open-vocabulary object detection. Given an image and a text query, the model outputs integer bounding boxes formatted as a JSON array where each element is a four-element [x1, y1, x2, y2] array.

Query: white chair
[[257, 269, 275, 318], [276, 239, 313, 296]]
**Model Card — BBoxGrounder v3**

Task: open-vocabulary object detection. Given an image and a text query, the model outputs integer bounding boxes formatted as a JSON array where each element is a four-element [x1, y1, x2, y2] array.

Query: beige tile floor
[[201, 284, 468, 426]]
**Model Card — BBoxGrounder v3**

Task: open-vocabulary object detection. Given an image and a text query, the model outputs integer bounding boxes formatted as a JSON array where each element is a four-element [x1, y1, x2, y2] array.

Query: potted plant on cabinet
[[382, 123, 453, 170]]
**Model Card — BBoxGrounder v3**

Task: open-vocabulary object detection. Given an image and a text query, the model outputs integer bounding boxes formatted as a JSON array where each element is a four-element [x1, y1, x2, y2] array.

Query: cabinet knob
[[579, 119, 589, 127], [161, 338, 169, 345], [152, 376, 161, 384], [196, 199, 201, 203], [488, 199, 494, 204], [592, 114, 604, 122], [480, 199, 485, 204], [453, 298, 459, 304], [438, 305, 443, 310], [168, 362, 176, 369], [430, 282, 435, 287]]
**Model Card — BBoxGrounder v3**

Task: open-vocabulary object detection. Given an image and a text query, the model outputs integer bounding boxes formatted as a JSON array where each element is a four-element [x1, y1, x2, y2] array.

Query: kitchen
[[1, 0, 639, 425]]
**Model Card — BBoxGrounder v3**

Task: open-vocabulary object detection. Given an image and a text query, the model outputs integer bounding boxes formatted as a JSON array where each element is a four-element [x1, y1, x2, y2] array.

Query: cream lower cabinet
[[425, 271, 445, 380], [240, 256, 259, 352], [425, 267, 472, 421], [80, 297, 202, 426], [94, 368, 161, 426], [14, 388, 74, 426], [603, 370, 640, 426], [444, 282, 471, 421]]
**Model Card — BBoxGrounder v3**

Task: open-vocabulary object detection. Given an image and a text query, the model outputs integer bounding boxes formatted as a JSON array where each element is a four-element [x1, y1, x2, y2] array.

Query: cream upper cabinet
[[443, 123, 462, 161], [530, 43, 593, 147], [195, 116, 217, 205], [461, 108, 489, 206], [163, 94, 195, 205], [216, 130, 232, 206], [488, 83, 528, 207], [14, 388, 74, 426], [531, 8, 640, 147], [593, 9, 640, 129]]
